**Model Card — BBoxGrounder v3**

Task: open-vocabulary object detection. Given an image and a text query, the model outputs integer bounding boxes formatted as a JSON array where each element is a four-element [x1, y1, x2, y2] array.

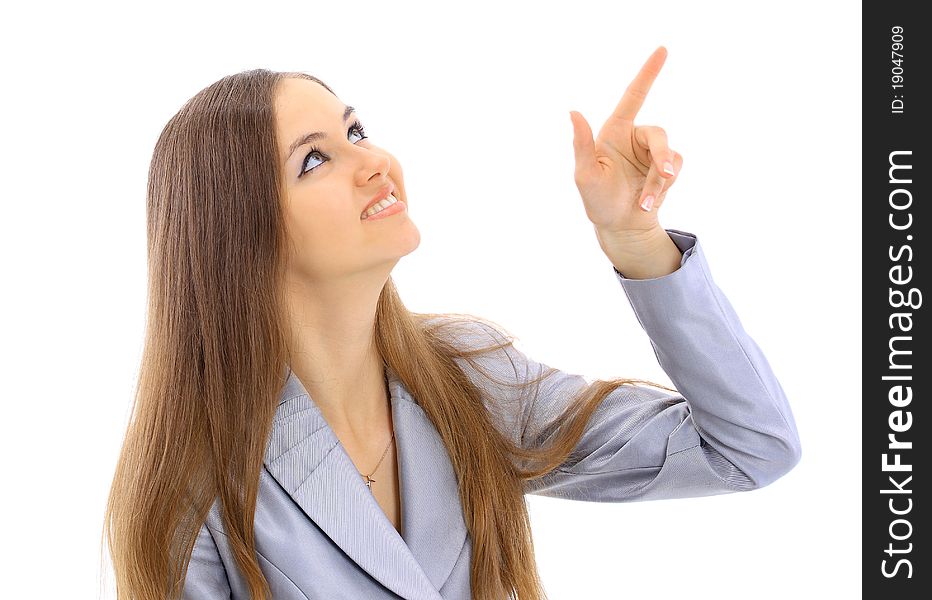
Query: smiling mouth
[[361, 192, 401, 219]]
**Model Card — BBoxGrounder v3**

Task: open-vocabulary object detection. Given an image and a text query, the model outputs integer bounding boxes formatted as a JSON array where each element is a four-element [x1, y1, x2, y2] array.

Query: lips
[[362, 182, 396, 215]]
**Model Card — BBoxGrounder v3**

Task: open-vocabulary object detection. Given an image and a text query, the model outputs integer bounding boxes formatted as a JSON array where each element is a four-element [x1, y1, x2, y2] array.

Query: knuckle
[[642, 125, 665, 138], [626, 86, 647, 100]]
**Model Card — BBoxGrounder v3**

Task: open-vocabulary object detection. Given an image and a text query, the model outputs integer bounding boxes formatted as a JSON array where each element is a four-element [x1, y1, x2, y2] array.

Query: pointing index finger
[[612, 46, 668, 123]]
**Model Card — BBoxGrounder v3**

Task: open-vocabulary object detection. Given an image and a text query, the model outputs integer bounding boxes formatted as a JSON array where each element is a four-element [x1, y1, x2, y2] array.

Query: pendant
[[363, 474, 376, 489]]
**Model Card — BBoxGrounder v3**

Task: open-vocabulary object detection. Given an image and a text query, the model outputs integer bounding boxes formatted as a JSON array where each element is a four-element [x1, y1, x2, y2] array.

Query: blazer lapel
[[386, 364, 469, 590], [263, 365, 467, 599]]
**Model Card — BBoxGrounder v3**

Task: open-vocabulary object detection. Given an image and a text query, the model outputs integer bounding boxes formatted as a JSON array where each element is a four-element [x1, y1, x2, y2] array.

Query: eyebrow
[[285, 105, 356, 162]]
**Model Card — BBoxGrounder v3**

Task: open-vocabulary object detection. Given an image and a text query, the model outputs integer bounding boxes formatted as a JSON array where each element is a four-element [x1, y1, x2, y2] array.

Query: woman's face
[[274, 77, 419, 282]]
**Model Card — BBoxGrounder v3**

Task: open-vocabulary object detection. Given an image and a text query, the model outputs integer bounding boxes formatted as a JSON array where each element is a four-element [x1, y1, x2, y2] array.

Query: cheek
[[285, 199, 363, 268], [290, 201, 356, 242]]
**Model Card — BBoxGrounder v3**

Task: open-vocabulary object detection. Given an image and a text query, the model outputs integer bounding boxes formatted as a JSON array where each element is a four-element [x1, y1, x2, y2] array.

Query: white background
[[1, 1, 860, 598]]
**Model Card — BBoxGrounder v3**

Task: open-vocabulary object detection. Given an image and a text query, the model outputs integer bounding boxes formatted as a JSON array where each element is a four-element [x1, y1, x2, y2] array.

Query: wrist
[[594, 224, 667, 254], [594, 225, 682, 279]]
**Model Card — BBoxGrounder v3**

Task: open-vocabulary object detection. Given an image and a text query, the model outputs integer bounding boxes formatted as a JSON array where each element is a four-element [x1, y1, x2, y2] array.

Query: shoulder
[[417, 313, 515, 351]]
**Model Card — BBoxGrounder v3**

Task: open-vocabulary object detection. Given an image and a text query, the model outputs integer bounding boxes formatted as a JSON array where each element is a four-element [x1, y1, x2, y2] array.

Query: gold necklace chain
[[361, 370, 394, 490], [361, 431, 394, 489]]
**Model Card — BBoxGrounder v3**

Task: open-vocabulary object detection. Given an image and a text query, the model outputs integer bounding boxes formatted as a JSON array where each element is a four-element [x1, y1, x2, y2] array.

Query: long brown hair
[[101, 68, 676, 600]]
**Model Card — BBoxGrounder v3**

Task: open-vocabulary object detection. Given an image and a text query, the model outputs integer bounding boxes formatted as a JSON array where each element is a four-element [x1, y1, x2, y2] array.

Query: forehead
[[274, 78, 342, 143]]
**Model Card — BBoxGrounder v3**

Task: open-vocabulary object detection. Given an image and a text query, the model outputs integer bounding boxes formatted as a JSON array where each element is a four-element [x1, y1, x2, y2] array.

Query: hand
[[569, 46, 683, 238]]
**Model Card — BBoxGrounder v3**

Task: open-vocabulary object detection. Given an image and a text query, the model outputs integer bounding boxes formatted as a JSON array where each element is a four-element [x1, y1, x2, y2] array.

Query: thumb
[[569, 111, 596, 181]]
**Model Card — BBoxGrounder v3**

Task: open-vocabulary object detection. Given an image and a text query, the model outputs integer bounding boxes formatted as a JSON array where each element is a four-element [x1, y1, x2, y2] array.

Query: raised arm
[[452, 229, 801, 502]]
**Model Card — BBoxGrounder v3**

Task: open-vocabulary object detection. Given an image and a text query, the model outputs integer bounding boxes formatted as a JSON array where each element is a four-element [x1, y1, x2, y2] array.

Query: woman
[[102, 46, 802, 600]]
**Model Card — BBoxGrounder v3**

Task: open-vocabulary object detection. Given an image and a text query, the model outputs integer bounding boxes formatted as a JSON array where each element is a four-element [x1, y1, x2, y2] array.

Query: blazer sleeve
[[453, 228, 802, 502], [181, 520, 232, 599]]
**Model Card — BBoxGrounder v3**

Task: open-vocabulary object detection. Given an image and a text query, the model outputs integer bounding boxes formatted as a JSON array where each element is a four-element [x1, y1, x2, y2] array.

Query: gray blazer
[[182, 229, 802, 599]]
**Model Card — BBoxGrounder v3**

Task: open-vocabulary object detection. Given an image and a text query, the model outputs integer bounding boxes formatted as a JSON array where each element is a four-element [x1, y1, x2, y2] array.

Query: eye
[[299, 120, 369, 177]]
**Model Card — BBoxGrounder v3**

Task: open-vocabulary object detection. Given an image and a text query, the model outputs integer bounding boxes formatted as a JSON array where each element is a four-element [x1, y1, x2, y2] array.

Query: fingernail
[[663, 161, 675, 176], [640, 195, 654, 211]]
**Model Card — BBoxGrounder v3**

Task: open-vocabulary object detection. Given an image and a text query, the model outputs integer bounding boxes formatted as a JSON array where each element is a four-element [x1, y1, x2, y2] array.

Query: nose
[[356, 147, 393, 187]]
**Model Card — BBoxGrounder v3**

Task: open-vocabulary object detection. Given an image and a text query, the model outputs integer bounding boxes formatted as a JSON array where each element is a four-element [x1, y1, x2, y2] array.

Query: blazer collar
[[263, 364, 468, 599]]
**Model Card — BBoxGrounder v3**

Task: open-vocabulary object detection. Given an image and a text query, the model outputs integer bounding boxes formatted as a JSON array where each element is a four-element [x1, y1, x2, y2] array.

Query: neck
[[282, 269, 390, 439]]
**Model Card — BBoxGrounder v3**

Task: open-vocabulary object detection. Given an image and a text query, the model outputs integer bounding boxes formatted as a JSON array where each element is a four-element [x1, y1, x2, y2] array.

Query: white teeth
[[362, 193, 398, 218]]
